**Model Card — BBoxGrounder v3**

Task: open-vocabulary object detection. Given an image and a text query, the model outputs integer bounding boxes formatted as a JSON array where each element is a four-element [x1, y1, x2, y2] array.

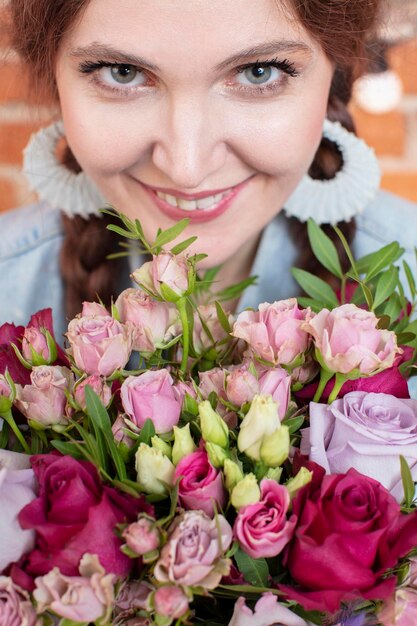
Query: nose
[[151, 95, 228, 190]]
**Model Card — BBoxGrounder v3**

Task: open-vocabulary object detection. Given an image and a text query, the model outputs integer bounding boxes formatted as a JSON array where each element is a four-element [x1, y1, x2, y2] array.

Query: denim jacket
[[1, 190, 417, 385]]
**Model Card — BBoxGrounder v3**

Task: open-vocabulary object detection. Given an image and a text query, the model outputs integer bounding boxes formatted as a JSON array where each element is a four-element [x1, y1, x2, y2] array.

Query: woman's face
[[56, 0, 333, 269]]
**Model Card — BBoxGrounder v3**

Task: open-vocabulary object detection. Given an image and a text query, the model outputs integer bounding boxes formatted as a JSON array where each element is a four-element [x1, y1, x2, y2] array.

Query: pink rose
[[302, 304, 400, 375], [112, 415, 135, 448], [226, 362, 291, 416], [234, 479, 296, 559], [301, 392, 417, 502], [121, 370, 182, 434], [0, 452, 36, 573], [18, 454, 152, 579], [66, 315, 133, 376], [21, 309, 68, 367], [133, 253, 190, 301], [15, 366, 74, 427], [232, 299, 312, 366], [225, 363, 260, 406], [0, 323, 31, 385], [228, 593, 308, 626], [0, 577, 39, 626], [379, 589, 417, 625], [152, 586, 189, 619], [115, 288, 178, 353], [33, 554, 115, 623], [81, 301, 110, 316], [198, 367, 228, 409], [154, 510, 232, 589], [74, 375, 112, 411], [122, 515, 160, 556], [193, 304, 234, 355], [175, 449, 226, 517], [114, 581, 152, 625]]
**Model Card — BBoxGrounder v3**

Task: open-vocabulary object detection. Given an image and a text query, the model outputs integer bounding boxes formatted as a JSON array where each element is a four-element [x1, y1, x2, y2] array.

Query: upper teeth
[[155, 190, 230, 211]]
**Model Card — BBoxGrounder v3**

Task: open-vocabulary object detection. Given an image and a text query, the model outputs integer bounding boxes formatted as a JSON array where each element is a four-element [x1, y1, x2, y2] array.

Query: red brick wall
[[0, 31, 416, 213]]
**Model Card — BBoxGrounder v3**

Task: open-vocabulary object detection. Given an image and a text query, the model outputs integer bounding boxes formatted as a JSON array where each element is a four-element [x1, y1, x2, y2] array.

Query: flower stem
[[327, 373, 347, 404], [0, 409, 31, 453], [312, 369, 333, 403], [176, 297, 190, 375]]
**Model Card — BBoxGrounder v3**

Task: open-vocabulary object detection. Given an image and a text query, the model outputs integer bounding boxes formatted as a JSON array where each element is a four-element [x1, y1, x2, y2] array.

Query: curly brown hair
[[7, 0, 382, 317]]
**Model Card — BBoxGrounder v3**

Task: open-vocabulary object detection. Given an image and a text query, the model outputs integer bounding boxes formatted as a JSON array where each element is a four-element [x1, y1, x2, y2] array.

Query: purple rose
[[301, 391, 417, 501]]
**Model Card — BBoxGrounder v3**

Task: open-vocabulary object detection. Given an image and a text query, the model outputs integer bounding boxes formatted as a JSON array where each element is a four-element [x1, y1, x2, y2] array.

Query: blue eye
[[241, 64, 276, 85], [109, 64, 139, 84]]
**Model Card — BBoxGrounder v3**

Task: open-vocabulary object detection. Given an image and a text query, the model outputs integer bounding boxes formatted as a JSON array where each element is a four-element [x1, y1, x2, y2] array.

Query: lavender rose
[[301, 391, 417, 502], [228, 593, 308, 626], [0, 577, 39, 626], [154, 510, 232, 589]]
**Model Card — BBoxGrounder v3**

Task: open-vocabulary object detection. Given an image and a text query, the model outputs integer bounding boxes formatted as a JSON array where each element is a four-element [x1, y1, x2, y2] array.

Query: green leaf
[[51, 440, 85, 459], [355, 242, 403, 280], [215, 275, 258, 302], [385, 292, 403, 326], [106, 224, 141, 240], [373, 266, 399, 310], [59, 619, 89, 626], [333, 224, 358, 279], [152, 219, 190, 249], [297, 297, 326, 313], [403, 260, 417, 299], [137, 418, 156, 445], [307, 219, 343, 278], [282, 414, 305, 434], [234, 548, 269, 587], [396, 332, 416, 345], [170, 236, 198, 255], [359, 282, 374, 310], [291, 268, 339, 308], [400, 455, 415, 508], [215, 301, 232, 334]]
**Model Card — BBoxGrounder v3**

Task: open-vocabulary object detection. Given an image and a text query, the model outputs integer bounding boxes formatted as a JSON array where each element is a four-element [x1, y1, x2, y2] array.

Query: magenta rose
[[120, 369, 182, 434], [0, 322, 30, 385], [281, 468, 417, 613], [115, 288, 178, 353], [66, 315, 133, 376], [234, 479, 296, 559], [18, 454, 152, 579], [232, 299, 312, 366], [175, 449, 226, 517], [301, 391, 417, 502], [154, 510, 232, 589], [302, 304, 400, 376]]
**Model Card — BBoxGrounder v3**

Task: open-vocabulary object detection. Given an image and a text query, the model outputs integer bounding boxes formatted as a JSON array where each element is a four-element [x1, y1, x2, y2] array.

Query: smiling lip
[[140, 177, 254, 223]]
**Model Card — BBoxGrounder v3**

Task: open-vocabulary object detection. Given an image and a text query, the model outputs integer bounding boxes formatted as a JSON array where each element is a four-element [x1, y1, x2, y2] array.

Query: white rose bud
[[286, 467, 313, 499], [172, 424, 196, 465], [237, 395, 280, 461], [151, 435, 173, 460], [259, 425, 290, 468], [199, 400, 229, 448], [231, 473, 261, 510], [223, 459, 244, 492], [206, 442, 230, 468], [135, 443, 175, 495]]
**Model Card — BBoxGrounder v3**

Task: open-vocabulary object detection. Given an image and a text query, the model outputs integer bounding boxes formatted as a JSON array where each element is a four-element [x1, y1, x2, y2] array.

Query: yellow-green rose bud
[[199, 400, 229, 448], [206, 442, 230, 468], [259, 425, 290, 468], [231, 473, 261, 510], [286, 467, 313, 499], [237, 394, 280, 461], [151, 435, 172, 460], [135, 443, 175, 495], [223, 459, 244, 492], [172, 424, 196, 465], [265, 467, 283, 482]]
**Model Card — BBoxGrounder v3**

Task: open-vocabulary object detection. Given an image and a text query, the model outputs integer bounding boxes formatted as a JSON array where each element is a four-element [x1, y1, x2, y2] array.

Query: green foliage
[[234, 548, 269, 587]]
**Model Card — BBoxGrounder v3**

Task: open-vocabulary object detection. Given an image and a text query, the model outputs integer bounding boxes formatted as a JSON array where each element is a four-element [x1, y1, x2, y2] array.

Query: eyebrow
[[69, 40, 312, 72]]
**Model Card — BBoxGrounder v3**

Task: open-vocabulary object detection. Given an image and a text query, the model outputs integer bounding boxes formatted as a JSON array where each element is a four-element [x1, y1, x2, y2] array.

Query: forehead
[[62, 0, 320, 67]]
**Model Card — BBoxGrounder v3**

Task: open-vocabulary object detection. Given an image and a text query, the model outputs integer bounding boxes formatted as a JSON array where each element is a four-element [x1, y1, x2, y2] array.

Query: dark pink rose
[[121, 369, 182, 434], [234, 479, 296, 559], [0, 323, 30, 385], [301, 392, 417, 502], [18, 454, 152, 579], [175, 449, 226, 517], [66, 315, 133, 376], [281, 468, 417, 613], [232, 299, 312, 366]]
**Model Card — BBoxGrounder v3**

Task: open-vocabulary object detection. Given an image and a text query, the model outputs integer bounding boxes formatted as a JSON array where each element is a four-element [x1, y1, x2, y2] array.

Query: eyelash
[[78, 57, 300, 97]]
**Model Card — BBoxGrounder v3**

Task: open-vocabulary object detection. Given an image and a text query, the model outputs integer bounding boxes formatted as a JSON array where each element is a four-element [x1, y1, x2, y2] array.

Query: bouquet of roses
[[1, 212, 417, 626]]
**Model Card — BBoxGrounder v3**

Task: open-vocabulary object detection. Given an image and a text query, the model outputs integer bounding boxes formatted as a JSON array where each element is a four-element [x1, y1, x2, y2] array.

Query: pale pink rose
[[153, 586, 189, 619], [226, 363, 260, 406], [193, 304, 234, 355], [152, 252, 190, 299], [302, 304, 400, 375], [74, 374, 112, 410], [115, 288, 178, 353], [405, 558, 417, 588], [22, 327, 50, 362], [81, 301, 110, 317], [257, 367, 291, 419], [154, 510, 232, 589], [172, 379, 197, 404], [112, 414, 135, 447], [14, 365, 74, 427], [0, 577, 39, 626], [66, 315, 133, 376], [122, 515, 160, 556], [234, 479, 296, 559], [113, 581, 153, 626], [228, 593, 308, 626], [379, 589, 417, 625], [225, 363, 290, 417], [232, 299, 312, 365], [0, 454, 36, 573], [175, 449, 227, 517], [121, 369, 182, 434], [33, 554, 115, 623], [301, 392, 417, 502]]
